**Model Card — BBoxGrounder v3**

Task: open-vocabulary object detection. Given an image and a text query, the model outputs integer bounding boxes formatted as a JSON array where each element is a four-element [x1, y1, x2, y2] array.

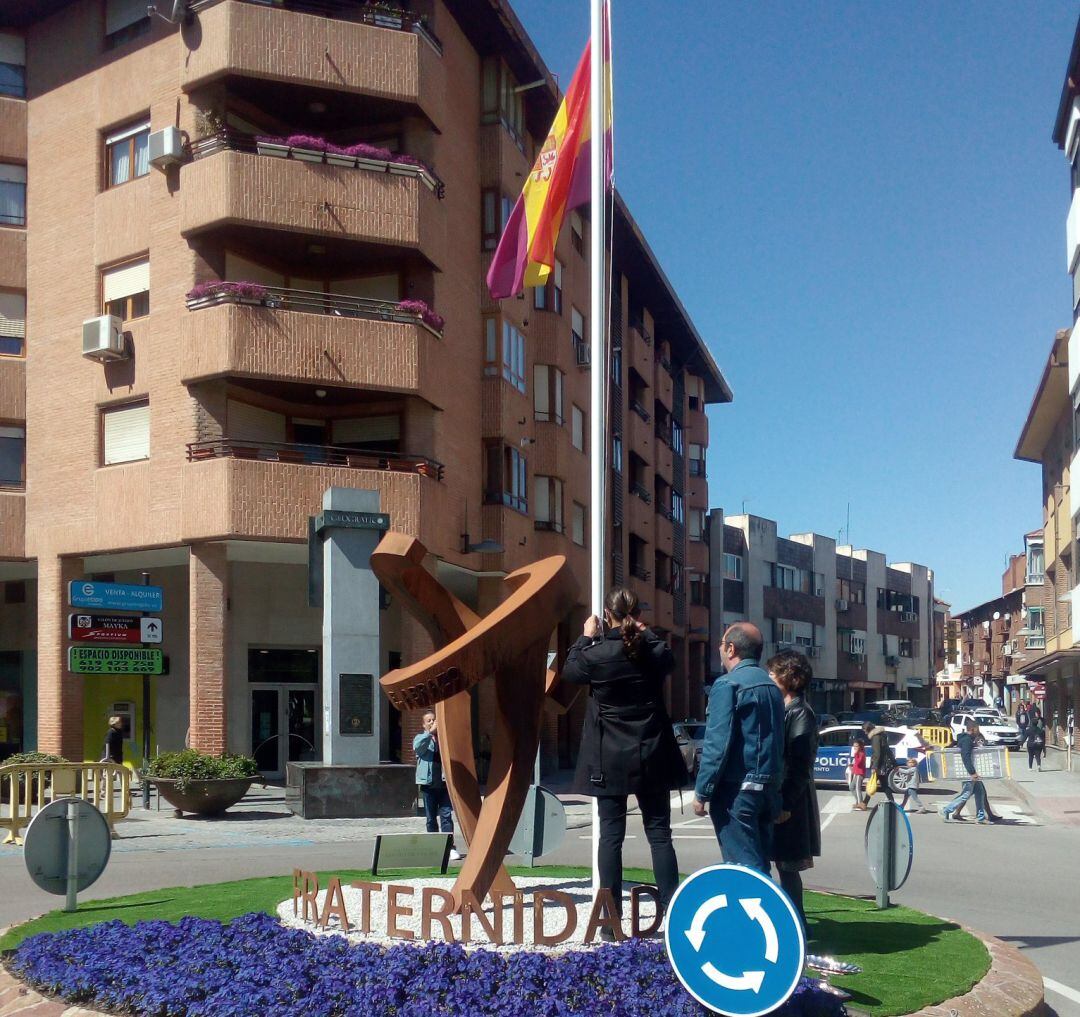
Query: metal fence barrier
[[0, 762, 131, 845], [916, 725, 954, 749], [932, 745, 1012, 781]]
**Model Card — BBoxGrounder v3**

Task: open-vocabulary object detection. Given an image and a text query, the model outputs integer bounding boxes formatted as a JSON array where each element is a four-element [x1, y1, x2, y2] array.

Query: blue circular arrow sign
[[665, 864, 806, 1016]]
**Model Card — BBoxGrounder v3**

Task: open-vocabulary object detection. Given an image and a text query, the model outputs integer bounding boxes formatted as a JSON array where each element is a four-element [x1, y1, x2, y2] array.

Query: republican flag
[[486, 10, 612, 301]]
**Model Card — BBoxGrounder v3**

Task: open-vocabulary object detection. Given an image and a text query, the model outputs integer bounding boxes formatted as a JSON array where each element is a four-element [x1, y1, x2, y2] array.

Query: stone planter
[[148, 776, 253, 817], [291, 147, 325, 163]]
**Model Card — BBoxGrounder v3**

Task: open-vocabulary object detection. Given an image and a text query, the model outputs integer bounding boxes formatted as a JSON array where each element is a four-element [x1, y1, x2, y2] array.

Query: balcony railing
[[630, 322, 652, 346], [535, 520, 564, 534], [1026, 631, 1046, 650], [1026, 572, 1045, 586], [185, 283, 445, 336], [187, 439, 444, 479], [630, 482, 652, 504], [630, 563, 651, 581], [630, 399, 651, 423], [187, 0, 442, 53], [188, 129, 445, 197]]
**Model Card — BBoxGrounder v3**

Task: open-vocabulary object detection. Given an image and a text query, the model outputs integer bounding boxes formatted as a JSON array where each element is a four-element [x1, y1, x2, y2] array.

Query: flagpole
[[588, 0, 607, 896]]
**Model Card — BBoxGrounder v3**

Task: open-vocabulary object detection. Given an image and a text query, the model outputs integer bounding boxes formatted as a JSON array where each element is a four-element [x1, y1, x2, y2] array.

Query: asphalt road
[[1, 779, 1077, 1016]]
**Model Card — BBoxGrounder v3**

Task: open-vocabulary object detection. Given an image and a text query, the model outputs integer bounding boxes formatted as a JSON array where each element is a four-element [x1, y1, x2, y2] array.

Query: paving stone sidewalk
[[1005, 747, 1080, 826]]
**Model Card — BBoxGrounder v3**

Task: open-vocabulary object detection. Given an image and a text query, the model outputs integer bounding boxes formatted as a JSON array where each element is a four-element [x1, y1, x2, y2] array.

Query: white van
[[867, 699, 913, 713]]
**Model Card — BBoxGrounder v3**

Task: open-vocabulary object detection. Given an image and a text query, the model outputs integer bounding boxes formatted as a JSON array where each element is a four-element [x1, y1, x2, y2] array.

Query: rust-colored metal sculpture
[[373, 533, 579, 909]]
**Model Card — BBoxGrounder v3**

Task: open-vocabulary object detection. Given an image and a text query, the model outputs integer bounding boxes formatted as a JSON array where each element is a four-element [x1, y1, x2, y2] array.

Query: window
[[612, 433, 623, 472], [689, 573, 706, 607], [102, 258, 150, 321], [837, 577, 865, 604], [481, 57, 525, 149], [534, 475, 564, 532], [571, 405, 585, 451], [1027, 545, 1045, 584], [533, 282, 547, 310], [672, 489, 685, 524], [484, 443, 527, 513], [570, 211, 584, 255], [688, 442, 705, 476], [533, 365, 564, 423], [572, 502, 586, 546], [0, 164, 25, 227], [671, 419, 684, 454], [899, 637, 918, 658], [105, 118, 150, 188], [483, 316, 526, 393], [688, 508, 705, 542], [0, 291, 24, 356], [553, 259, 563, 313], [772, 563, 796, 590], [571, 306, 585, 346], [840, 631, 866, 656], [0, 424, 24, 486], [0, 34, 26, 99], [105, 0, 151, 47], [481, 189, 512, 250], [723, 553, 742, 581], [776, 620, 795, 645], [102, 401, 149, 465]]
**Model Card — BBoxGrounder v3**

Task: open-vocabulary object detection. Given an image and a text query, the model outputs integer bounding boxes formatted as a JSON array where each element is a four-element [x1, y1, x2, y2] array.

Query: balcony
[[630, 563, 651, 582], [1026, 631, 1046, 650], [630, 481, 652, 504], [183, 0, 445, 128], [179, 149, 447, 268], [180, 286, 446, 402], [630, 399, 651, 423], [188, 437, 443, 478]]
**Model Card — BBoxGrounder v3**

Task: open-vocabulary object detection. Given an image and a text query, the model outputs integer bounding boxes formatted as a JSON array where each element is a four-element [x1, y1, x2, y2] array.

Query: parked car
[[895, 707, 942, 727], [949, 712, 1020, 749], [815, 724, 932, 793], [817, 713, 839, 730], [673, 721, 706, 777], [867, 699, 913, 714]]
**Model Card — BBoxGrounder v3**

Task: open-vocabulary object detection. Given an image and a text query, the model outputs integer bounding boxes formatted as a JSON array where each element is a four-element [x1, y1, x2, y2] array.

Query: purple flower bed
[[7, 912, 845, 1017], [186, 280, 268, 302], [255, 135, 435, 174], [397, 298, 445, 332]]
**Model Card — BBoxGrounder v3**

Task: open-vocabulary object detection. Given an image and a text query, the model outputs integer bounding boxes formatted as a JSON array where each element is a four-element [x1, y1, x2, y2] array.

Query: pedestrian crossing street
[[818, 793, 1038, 825]]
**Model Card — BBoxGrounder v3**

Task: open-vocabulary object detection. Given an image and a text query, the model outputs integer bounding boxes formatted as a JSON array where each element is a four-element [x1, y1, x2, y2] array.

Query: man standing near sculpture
[[693, 622, 785, 873], [414, 710, 462, 861]]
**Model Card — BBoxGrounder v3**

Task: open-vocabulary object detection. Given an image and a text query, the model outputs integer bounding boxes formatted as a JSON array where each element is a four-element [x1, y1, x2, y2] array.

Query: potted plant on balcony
[[255, 135, 290, 159], [347, 141, 395, 172], [144, 749, 260, 818]]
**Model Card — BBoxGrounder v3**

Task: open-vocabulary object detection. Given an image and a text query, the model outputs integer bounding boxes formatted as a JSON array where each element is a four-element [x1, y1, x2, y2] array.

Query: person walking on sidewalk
[[897, 756, 930, 813], [1028, 717, 1047, 771], [101, 715, 124, 765], [1017, 702, 1030, 749], [413, 710, 462, 861], [564, 587, 687, 928], [849, 737, 868, 811], [767, 649, 821, 936], [942, 720, 987, 824], [693, 622, 785, 874]]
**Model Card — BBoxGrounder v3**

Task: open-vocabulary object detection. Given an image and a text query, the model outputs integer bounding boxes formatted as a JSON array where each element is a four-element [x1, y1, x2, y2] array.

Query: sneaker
[[449, 848, 462, 861], [941, 811, 952, 822], [977, 818, 991, 826]]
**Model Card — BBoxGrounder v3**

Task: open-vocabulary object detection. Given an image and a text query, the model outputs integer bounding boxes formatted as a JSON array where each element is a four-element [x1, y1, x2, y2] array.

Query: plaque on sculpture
[[339, 674, 374, 736]]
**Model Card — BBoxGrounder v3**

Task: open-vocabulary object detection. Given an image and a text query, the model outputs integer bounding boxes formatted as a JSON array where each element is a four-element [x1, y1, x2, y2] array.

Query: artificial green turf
[[1, 866, 988, 1017]]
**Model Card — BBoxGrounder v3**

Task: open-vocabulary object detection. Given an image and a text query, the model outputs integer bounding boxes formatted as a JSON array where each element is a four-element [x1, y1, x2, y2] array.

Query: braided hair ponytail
[[605, 587, 646, 664]]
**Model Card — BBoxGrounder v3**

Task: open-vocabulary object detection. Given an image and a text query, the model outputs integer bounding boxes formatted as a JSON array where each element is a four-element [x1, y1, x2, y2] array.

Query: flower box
[[291, 147, 325, 163], [256, 141, 289, 158], [326, 152, 357, 168]]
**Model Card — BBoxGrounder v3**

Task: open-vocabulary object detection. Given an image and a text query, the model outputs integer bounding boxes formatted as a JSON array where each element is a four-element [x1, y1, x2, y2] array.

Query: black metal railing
[[630, 563, 651, 582], [187, 439, 444, 479], [187, 0, 442, 52], [185, 284, 445, 335], [630, 400, 651, 423], [188, 129, 445, 198], [535, 520, 564, 534], [534, 411, 565, 425], [630, 482, 652, 505]]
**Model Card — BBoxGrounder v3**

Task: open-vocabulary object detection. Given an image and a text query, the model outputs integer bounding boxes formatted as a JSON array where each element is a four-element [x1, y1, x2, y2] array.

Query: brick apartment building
[[0, 0, 729, 777], [707, 511, 937, 714], [951, 535, 1046, 713]]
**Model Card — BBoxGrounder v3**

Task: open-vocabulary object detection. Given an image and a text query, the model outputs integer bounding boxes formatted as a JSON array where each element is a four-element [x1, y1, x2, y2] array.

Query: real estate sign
[[68, 647, 164, 675], [68, 581, 163, 613], [68, 614, 162, 644]]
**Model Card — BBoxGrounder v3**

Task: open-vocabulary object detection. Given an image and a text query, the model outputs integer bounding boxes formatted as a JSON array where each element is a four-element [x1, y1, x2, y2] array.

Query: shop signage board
[[68, 647, 164, 675], [68, 581, 163, 613], [68, 614, 162, 644]]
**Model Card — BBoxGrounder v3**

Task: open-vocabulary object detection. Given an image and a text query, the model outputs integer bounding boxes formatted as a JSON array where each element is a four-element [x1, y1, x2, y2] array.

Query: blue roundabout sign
[[665, 864, 806, 1016]]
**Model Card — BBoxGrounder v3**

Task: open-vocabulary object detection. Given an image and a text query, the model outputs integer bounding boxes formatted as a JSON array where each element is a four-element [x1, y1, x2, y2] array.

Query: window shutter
[[0, 34, 25, 66], [0, 164, 25, 184], [224, 253, 286, 288], [332, 415, 400, 445], [105, 119, 150, 146], [103, 259, 150, 302], [227, 400, 286, 443], [534, 476, 550, 522], [0, 292, 24, 338], [106, 0, 149, 34], [103, 403, 149, 465], [533, 365, 549, 416]]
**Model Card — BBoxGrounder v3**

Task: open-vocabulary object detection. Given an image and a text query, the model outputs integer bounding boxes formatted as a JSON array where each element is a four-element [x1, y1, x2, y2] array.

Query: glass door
[[251, 688, 281, 777], [286, 688, 318, 764]]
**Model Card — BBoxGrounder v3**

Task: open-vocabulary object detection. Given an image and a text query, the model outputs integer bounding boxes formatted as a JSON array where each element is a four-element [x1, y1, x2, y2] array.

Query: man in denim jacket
[[693, 623, 785, 873]]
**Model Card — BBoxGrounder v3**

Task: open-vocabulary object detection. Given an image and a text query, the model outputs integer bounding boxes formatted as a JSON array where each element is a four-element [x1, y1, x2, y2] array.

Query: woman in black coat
[[563, 586, 687, 924], [767, 650, 820, 935]]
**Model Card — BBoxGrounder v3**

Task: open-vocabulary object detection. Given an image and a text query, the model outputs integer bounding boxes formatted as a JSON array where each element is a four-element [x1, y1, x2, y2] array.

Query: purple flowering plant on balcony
[[8, 912, 846, 1017], [397, 298, 445, 332], [255, 134, 437, 174], [186, 281, 269, 304]]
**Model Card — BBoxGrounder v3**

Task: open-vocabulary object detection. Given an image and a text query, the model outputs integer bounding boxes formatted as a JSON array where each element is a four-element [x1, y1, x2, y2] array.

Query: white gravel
[[276, 875, 660, 953]]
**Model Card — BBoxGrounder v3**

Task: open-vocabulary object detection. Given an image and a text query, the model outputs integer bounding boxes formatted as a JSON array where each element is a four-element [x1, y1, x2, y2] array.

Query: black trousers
[[1028, 744, 1044, 768], [597, 791, 679, 914]]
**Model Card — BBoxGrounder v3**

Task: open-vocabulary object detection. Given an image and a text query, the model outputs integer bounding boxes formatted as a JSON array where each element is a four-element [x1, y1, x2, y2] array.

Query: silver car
[[673, 721, 706, 777]]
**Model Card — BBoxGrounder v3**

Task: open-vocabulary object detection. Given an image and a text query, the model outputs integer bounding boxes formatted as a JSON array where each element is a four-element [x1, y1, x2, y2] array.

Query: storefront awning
[[1017, 647, 1080, 678]]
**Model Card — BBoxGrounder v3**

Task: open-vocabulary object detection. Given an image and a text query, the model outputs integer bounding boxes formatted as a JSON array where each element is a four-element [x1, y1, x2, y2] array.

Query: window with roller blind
[[105, 0, 152, 48], [0, 164, 25, 227], [534, 475, 564, 533], [572, 502, 586, 546], [331, 415, 401, 453], [101, 258, 149, 321], [104, 118, 150, 189], [533, 365, 564, 424], [0, 292, 25, 356], [0, 34, 25, 99], [0, 425, 24, 486], [101, 401, 149, 466], [571, 405, 585, 452]]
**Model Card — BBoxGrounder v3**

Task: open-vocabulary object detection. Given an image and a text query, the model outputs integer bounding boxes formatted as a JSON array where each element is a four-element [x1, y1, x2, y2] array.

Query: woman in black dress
[[563, 587, 687, 927]]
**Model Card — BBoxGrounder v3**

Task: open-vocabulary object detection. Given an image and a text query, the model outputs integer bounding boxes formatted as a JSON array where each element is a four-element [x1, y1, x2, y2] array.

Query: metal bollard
[[877, 803, 895, 910]]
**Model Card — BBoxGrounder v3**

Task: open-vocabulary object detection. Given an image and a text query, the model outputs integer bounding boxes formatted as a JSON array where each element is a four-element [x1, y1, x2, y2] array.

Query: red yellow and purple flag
[[486, 13, 612, 301]]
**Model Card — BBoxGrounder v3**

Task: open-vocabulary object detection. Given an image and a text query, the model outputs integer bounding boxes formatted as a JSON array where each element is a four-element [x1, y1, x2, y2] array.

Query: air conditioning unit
[[574, 341, 591, 367], [1002, 642, 1014, 656], [886, 655, 900, 667], [82, 315, 126, 362], [806, 646, 822, 659], [901, 611, 917, 623], [148, 127, 184, 169], [835, 598, 849, 612]]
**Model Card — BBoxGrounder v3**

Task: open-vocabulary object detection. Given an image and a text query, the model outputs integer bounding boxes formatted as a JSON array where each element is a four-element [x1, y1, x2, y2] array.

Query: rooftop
[[1014, 329, 1071, 463]]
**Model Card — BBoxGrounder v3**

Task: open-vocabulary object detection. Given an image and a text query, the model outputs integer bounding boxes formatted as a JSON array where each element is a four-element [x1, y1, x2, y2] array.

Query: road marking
[[820, 812, 839, 833], [1044, 977, 1080, 1006]]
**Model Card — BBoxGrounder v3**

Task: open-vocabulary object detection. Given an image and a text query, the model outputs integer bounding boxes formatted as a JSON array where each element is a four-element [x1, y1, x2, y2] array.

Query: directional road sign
[[665, 864, 806, 1017], [68, 614, 162, 644], [68, 581, 163, 613], [68, 647, 163, 675]]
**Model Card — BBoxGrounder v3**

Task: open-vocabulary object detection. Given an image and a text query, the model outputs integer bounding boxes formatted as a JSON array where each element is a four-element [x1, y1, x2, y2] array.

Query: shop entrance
[[248, 648, 321, 780]]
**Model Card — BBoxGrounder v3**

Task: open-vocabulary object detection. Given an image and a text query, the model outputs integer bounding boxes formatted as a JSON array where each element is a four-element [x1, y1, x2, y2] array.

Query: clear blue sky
[[515, 1, 1078, 614]]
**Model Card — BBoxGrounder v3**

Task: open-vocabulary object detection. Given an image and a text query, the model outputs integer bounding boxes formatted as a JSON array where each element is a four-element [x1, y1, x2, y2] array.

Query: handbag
[[866, 771, 879, 796]]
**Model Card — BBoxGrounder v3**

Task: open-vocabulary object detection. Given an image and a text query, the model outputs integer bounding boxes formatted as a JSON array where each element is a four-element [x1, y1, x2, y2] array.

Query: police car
[[815, 724, 932, 793]]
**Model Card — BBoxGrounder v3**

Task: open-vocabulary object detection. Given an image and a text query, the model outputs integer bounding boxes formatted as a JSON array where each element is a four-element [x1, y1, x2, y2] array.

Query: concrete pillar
[[36, 555, 82, 760], [189, 542, 228, 755], [398, 608, 434, 765]]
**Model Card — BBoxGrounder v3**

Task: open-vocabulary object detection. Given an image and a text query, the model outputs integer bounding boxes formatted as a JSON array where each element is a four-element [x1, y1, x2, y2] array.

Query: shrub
[[8, 913, 846, 1017], [2, 752, 66, 767], [145, 750, 259, 792], [397, 298, 445, 332], [186, 281, 269, 303]]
